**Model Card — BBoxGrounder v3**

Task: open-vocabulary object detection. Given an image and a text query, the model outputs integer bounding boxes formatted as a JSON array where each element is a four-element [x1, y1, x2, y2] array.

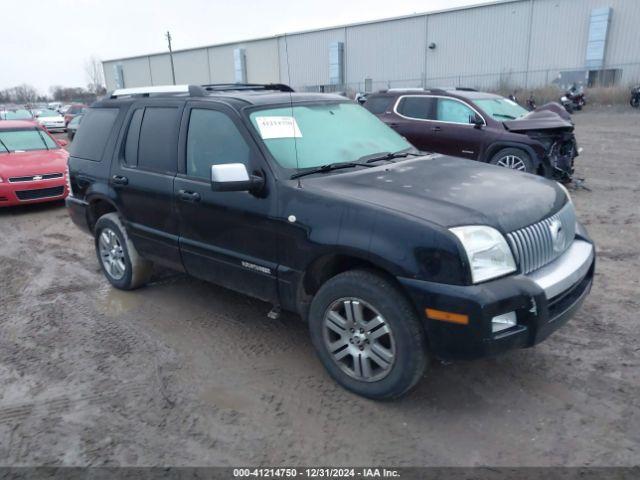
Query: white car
[[35, 109, 66, 132]]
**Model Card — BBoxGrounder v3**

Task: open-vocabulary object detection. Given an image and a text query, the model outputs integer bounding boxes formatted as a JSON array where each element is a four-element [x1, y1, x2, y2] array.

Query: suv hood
[[503, 107, 573, 132], [308, 155, 567, 233]]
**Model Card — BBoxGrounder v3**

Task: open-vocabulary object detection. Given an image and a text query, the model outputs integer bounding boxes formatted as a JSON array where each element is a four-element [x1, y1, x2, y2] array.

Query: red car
[[64, 104, 87, 127], [0, 120, 69, 206]]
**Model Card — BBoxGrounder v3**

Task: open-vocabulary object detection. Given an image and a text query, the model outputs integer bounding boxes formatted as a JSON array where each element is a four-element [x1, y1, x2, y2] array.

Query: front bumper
[[399, 238, 595, 361], [0, 180, 68, 207]]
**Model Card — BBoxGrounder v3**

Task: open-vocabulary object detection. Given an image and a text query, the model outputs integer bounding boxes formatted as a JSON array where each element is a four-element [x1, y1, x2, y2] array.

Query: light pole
[[166, 31, 176, 85]]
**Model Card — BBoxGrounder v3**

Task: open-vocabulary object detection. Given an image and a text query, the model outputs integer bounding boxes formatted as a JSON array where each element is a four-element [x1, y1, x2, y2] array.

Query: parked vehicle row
[[64, 83, 594, 399]]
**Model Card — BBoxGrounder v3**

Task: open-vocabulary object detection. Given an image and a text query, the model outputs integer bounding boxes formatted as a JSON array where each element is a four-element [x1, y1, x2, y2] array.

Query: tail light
[[65, 164, 73, 197]]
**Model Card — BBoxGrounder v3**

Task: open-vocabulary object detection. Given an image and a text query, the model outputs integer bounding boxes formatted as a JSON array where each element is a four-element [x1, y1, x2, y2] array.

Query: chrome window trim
[[392, 94, 486, 126]]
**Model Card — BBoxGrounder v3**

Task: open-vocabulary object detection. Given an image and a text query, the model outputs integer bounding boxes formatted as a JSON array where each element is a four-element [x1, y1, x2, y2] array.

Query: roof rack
[[108, 83, 295, 99], [110, 85, 206, 98], [455, 87, 478, 92], [201, 83, 294, 93]]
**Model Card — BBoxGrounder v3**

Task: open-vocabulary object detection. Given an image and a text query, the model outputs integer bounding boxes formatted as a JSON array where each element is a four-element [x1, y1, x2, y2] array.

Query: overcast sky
[[2, 0, 487, 94]]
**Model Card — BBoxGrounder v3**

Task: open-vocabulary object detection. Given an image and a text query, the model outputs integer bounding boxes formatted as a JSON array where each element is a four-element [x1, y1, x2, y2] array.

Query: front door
[[174, 102, 279, 302], [431, 98, 486, 160]]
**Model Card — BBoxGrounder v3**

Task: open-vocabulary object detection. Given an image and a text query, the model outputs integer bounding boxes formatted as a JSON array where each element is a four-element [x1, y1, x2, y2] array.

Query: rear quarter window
[[70, 108, 119, 162], [364, 96, 393, 114]]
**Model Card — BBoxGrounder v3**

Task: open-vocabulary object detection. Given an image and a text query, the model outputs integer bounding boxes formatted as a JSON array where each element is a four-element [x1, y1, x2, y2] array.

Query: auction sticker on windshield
[[255, 116, 302, 139]]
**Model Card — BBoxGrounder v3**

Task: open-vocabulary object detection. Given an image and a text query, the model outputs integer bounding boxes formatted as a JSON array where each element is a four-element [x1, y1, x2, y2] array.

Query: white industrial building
[[103, 0, 640, 93]]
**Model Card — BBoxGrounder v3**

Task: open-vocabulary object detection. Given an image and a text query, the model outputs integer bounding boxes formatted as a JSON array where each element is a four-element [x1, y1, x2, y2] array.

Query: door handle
[[388, 122, 400, 127], [431, 126, 442, 132], [111, 175, 129, 185], [178, 190, 201, 203]]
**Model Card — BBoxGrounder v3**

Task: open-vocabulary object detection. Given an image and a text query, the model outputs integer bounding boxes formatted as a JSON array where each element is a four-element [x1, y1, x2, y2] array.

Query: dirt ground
[[0, 110, 639, 467]]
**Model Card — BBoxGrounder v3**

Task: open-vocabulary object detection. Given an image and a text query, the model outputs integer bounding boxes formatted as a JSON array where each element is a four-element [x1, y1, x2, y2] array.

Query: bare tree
[[7, 84, 39, 103], [85, 56, 105, 95]]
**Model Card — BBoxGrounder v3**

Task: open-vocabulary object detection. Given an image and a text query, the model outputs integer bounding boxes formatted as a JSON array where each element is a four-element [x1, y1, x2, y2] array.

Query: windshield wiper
[[35, 129, 50, 150], [0, 138, 9, 153], [359, 151, 423, 164], [290, 161, 373, 180]]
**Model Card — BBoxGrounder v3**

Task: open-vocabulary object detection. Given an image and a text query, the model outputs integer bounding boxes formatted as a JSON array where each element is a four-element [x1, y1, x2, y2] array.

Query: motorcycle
[[560, 94, 574, 114], [631, 85, 640, 108], [526, 94, 537, 111], [564, 84, 586, 112]]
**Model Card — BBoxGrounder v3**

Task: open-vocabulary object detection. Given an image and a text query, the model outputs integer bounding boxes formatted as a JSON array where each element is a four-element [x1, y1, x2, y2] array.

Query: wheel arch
[[86, 194, 120, 233], [296, 252, 406, 320], [483, 141, 545, 175]]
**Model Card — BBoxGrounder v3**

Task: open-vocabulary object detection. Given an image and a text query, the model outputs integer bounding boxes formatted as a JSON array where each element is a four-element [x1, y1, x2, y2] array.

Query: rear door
[[109, 101, 183, 270], [173, 101, 279, 302], [391, 95, 440, 152]]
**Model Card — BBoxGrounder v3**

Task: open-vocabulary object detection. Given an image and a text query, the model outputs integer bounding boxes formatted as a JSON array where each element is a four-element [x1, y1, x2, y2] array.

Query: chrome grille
[[507, 202, 576, 274], [9, 173, 63, 183]]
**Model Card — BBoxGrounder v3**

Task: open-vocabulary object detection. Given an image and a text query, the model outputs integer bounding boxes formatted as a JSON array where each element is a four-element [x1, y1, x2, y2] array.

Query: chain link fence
[[299, 62, 640, 99]]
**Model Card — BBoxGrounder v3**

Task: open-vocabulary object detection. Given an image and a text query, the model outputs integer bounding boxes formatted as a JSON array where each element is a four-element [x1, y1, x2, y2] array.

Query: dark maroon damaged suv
[[364, 88, 578, 181]]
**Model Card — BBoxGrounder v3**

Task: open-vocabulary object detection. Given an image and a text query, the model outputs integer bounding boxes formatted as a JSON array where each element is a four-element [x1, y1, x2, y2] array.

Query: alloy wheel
[[322, 298, 396, 382], [99, 228, 126, 280], [496, 154, 527, 171]]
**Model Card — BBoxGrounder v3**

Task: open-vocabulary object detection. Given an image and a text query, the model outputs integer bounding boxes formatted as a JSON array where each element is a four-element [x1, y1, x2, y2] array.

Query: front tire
[[632, 97, 640, 108], [94, 213, 153, 290], [489, 147, 534, 174], [308, 270, 427, 400]]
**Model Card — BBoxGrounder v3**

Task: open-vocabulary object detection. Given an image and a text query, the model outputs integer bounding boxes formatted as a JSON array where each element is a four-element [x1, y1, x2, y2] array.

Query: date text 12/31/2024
[[233, 468, 400, 478]]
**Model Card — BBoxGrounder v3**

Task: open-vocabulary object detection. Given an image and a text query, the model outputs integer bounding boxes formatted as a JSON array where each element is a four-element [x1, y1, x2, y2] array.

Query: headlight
[[450, 225, 516, 283]]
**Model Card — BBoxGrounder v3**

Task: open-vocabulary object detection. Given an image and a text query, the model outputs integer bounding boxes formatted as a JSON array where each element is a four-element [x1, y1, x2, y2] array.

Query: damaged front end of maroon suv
[[364, 88, 579, 182]]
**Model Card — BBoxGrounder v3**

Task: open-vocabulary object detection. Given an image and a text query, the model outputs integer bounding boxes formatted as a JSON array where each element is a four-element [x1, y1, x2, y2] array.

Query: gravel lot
[[1, 110, 639, 467]]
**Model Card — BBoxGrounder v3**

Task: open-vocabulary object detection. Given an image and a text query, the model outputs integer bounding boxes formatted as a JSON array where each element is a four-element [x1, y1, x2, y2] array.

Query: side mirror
[[211, 163, 264, 193], [470, 113, 483, 129]]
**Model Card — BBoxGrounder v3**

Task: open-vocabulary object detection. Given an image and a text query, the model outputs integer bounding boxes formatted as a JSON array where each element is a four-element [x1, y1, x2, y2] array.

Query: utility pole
[[166, 31, 176, 85]]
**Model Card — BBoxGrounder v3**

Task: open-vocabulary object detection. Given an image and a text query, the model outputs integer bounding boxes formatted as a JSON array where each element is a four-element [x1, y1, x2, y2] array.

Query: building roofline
[[102, 0, 521, 63]]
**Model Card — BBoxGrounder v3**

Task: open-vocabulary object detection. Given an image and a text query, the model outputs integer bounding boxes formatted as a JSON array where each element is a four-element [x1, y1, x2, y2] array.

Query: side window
[[186, 109, 251, 180], [397, 97, 435, 120], [437, 99, 475, 124], [364, 96, 393, 114], [123, 109, 144, 166], [137, 107, 179, 173], [70, 108, 119, 162]]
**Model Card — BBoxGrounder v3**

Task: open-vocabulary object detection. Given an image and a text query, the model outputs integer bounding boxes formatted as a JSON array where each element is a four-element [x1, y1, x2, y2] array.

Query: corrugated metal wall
[[424, 1, 532, 87], [103, 0, 640, 92], [346, 16, 427, 91], [278, 28, 346, 87]]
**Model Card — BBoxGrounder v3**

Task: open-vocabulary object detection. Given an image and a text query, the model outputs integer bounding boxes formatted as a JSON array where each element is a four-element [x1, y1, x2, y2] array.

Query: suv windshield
[[0, 129, 58, 153], [475, 97, 529, 120], [249, 102, 411, 170]]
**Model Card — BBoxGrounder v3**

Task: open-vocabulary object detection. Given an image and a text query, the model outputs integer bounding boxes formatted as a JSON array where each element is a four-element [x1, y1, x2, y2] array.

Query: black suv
[[66, 84, 594, 399], [364, 88, 578, 181]]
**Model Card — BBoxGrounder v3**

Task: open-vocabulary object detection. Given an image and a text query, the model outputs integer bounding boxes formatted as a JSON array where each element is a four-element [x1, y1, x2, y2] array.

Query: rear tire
[[308, 270, 427, 400], [489, 148, 534, 174], [631, 97, 640, 108], [94, 213, 153, 290]]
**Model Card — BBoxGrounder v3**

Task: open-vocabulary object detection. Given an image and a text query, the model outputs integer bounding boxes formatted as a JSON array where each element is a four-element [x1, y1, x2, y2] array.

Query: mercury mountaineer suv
[[66, 84, 595, 399]]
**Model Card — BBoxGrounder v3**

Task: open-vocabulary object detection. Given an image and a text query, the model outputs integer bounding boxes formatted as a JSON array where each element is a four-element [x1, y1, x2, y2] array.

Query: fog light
[[492, 311, 517, 333]]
